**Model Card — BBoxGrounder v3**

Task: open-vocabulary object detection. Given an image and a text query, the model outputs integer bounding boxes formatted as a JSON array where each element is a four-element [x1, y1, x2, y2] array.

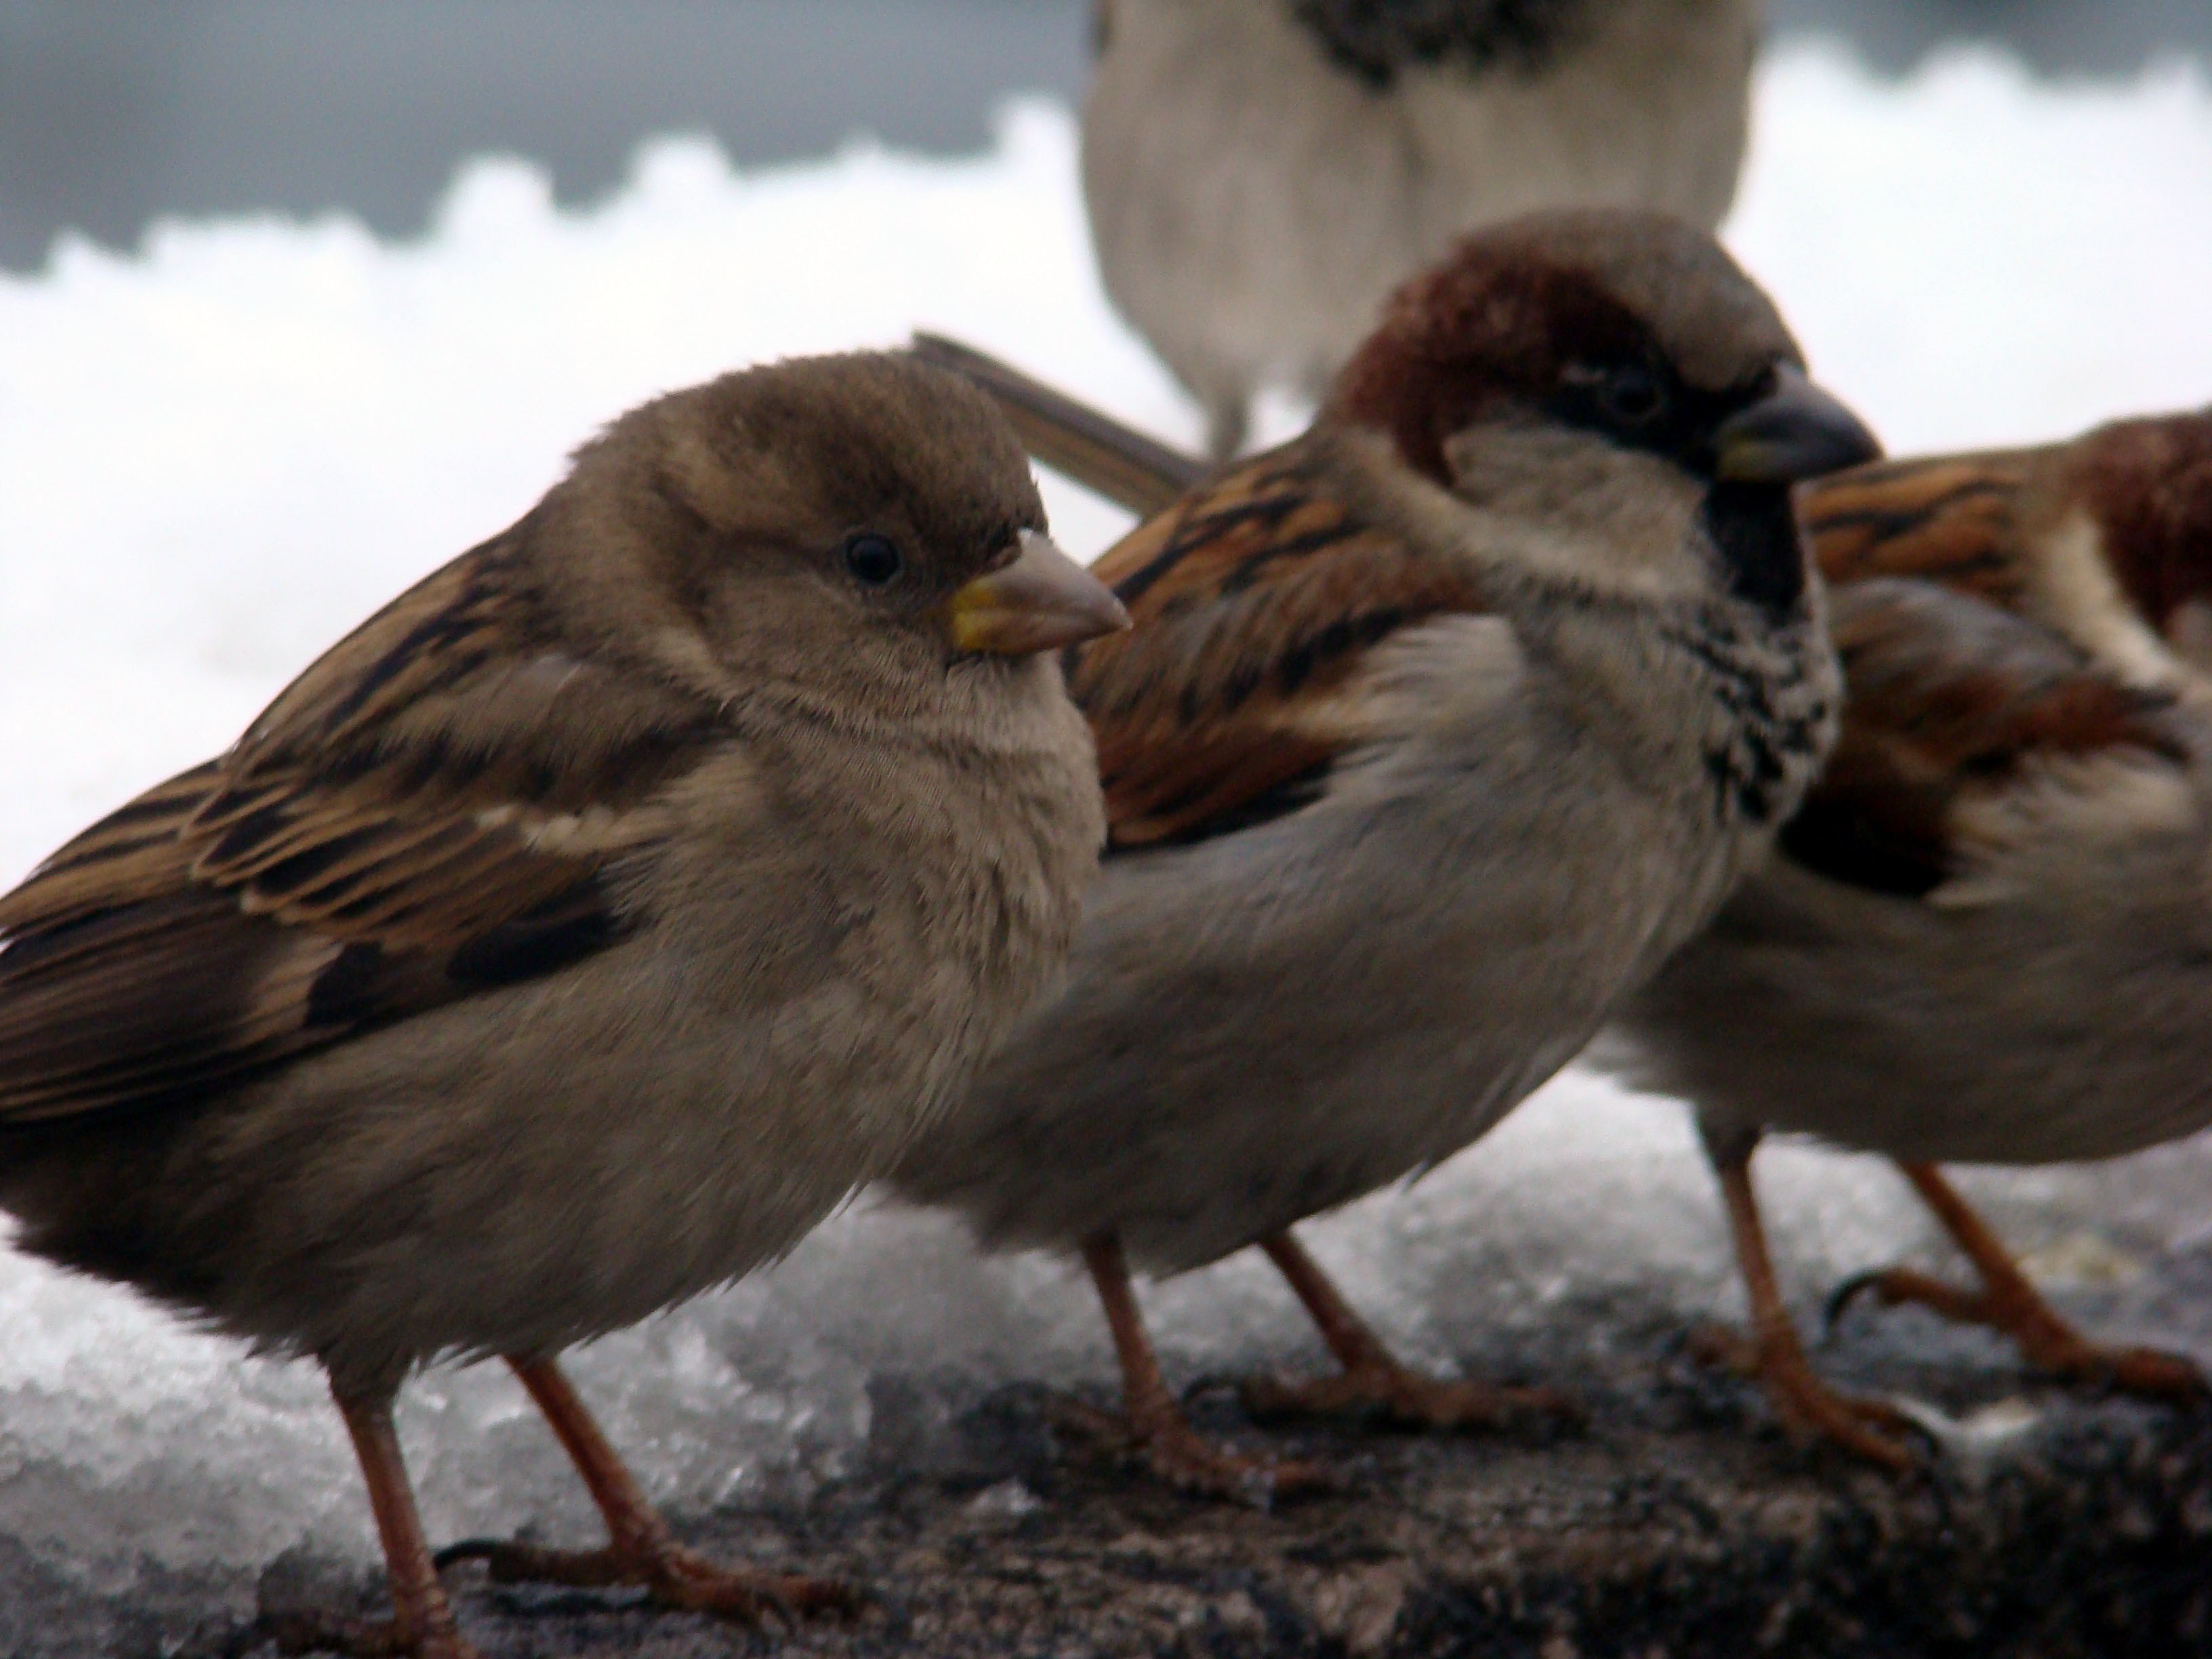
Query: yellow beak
[[947, 530, 1130, 656]]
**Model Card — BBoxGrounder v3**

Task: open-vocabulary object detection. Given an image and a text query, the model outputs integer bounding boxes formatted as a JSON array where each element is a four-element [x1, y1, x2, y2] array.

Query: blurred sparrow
[[1602, 411, 2212, 1467], [897, 211, 1876, 1502], [1084, 0, 1761, 457], [0, 354, 1123, 1657]]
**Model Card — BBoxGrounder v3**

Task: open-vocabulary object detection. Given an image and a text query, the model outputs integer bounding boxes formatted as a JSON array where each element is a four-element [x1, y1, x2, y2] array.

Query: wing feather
[[1069, 438, 1491, 848], [1801, 452, 2033, 606], [1778, 577, 2186, 897], [0, 529, 723, 1128]]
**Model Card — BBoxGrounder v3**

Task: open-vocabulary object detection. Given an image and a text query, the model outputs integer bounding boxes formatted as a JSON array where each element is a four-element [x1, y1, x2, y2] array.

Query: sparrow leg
[[1827, 1162, 2205, 1400], [1704, 1143, 1920, 1471], [263, 1382, 477, 1659], [433, 1358, 855, 1622], [1237, 1230, 1576, 1430], [1076, 1232, 1330, 1507]]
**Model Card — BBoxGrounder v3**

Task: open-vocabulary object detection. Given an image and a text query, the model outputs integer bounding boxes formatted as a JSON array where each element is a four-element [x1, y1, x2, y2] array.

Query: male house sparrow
[[1084, 0, 1761, 457], [897, 211, 1877, 1500], [911, 342, 2212, 1469], [0, 354, 1124, 1656], [1602, 411, 2212, 1467]]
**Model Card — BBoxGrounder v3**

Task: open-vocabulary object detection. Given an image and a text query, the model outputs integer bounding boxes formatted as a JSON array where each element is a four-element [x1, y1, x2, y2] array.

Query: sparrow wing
[[1778, 577, 2188, 899], [1801, 451, 2034, 608], [1071, 438, 1490, 850], [0, 532, 722, 1127]]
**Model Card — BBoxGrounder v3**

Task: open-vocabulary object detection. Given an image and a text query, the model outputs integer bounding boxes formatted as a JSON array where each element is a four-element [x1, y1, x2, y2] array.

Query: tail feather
[[907, 332, 1205, 518]]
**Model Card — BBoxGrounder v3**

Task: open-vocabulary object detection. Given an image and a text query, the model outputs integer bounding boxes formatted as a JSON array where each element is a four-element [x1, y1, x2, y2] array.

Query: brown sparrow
[[895, 211, 1877, 1502], [1084, 0, 1761, 457], [1603, 410, 2212, 1467], [0, 352, 1124, 1656], [913, 338, 2212, 1469]]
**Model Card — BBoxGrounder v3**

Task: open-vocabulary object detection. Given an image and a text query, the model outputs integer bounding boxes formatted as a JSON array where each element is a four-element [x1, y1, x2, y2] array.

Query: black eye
[[841, 533, 903, 588], [1597, 362, 1665, 427]]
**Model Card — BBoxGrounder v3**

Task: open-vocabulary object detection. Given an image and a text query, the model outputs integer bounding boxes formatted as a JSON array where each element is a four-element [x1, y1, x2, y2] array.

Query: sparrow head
[[537, 350, 1127, 720], [1327, 209, 1879, 620], [2058, 409, 2212, 661]]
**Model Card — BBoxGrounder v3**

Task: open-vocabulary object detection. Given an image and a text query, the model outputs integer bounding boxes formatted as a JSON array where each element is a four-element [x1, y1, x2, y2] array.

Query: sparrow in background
[[1603, 410, 2212, 1467], [1084, 0, 1761, 458], [0, 353, 1123, 1657], [913, 338, 2212, 1470], [897, 210, 1877, 1502]]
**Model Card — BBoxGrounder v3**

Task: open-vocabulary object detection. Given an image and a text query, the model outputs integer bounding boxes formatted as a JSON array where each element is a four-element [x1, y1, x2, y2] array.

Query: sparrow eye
[[1597, 363, 1666, 427], [841, 533, 903, 588]]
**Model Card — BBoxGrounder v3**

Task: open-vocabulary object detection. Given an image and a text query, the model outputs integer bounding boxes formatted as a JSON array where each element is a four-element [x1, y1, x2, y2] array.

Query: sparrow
[[914, 340, 2212, 1468], [0, 352, 1124, 1658], [1084, 0, 1762, 458], [895, 209, 1879, 1502], [1600, 409, 2212, 1467]]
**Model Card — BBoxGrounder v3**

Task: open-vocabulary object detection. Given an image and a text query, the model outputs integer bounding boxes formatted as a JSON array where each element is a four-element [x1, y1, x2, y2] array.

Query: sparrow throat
[[1700, 483, 1809, 623]]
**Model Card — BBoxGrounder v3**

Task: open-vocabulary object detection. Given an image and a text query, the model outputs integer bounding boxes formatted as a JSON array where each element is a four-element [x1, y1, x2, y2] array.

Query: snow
[[2, 39, 2212, 1607]]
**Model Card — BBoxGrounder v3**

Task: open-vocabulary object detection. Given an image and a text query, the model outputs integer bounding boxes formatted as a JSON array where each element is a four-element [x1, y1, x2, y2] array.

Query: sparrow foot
[[1827, 1265, 2208, 1401], [434, 1536, 857, 1624], [1687, 1322, 1921, 1472], [1044, 1393, 1334, 1509], [262, 1610, 477, 1659], [1239, 1361, 1578, 1433]]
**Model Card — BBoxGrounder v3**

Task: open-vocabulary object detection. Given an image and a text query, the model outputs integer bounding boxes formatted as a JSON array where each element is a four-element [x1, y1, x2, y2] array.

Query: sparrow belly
[[899, 738, 1742, 1277], [1612, 857, 2212, 1168], [0, 940, 952, 1399]]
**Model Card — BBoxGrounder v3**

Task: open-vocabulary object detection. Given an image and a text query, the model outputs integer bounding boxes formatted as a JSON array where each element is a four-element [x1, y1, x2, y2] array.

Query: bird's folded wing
[[0, 533, 722, 1127], [1071, 439, 1490, 849], [1800, 451, 2034, 610], [1776, 576, 2189, 901]]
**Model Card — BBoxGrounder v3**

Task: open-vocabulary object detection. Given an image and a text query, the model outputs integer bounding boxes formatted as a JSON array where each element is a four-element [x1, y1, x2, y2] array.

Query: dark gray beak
[[1713, 365, 1883, 485]]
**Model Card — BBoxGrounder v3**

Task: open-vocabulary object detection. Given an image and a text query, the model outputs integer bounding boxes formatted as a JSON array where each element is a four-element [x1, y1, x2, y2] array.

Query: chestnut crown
[[1328, 210, 1818, 487]]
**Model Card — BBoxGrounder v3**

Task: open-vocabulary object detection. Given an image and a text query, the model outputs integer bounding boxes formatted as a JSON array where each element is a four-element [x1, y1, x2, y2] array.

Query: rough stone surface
[[33, 1319, 2212, 1659]]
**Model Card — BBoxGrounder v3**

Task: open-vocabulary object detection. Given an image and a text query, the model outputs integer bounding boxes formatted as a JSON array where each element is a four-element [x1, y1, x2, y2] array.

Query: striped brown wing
[[0, 531, 719, 1128], [1069, 438, 1490, 849], [1801, 451, 2034, 609], [1778, 577, 2185, 897]]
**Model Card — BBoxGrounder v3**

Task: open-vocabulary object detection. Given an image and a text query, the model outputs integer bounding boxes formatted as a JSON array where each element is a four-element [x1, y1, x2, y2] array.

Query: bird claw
[[1238, 1364, 1580, 1433], [1137, 1422, 1336, 1509], [262, 1610, 477, 1659], [1687, 1319, 1924, 1472], [434, 1536, 857, 1625], [1822, 1269, 1892, 1336], [1042, 1390, 1336, 1507], [1822, 1264, 2209, 1402]]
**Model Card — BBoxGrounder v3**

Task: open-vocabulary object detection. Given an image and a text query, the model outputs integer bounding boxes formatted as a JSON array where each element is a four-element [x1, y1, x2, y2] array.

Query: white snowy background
[[2, 40, 2212, 1614]]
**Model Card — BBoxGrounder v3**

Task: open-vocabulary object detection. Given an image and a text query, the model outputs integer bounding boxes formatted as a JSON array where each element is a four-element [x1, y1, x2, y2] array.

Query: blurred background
[[4, 0, 2209, 273]]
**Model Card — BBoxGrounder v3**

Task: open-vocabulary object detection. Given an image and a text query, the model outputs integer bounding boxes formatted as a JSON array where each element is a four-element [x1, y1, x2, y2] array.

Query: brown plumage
[[1076, 441, 1490, 846], [903, 329, 2212, 1471], [0, 351, 1122, 1656], [1612, 413, 2212, 1467], [897, 213, 1875, 1502], [1778, 577, 2186, 898]]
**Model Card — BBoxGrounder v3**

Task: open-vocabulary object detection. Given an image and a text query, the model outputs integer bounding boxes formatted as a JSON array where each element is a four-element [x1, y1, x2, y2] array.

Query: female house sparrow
[[0, 354, 1124, 1657], [1601, 411, 2212, 1467], [896, 211, 1878, 1501], [1084, 0, 1761, 458]]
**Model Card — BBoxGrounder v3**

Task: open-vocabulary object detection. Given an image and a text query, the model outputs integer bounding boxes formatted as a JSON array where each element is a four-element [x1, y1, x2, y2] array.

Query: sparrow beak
[[1713, 365, 1883, 485], [947, 530, 1130, 656]]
